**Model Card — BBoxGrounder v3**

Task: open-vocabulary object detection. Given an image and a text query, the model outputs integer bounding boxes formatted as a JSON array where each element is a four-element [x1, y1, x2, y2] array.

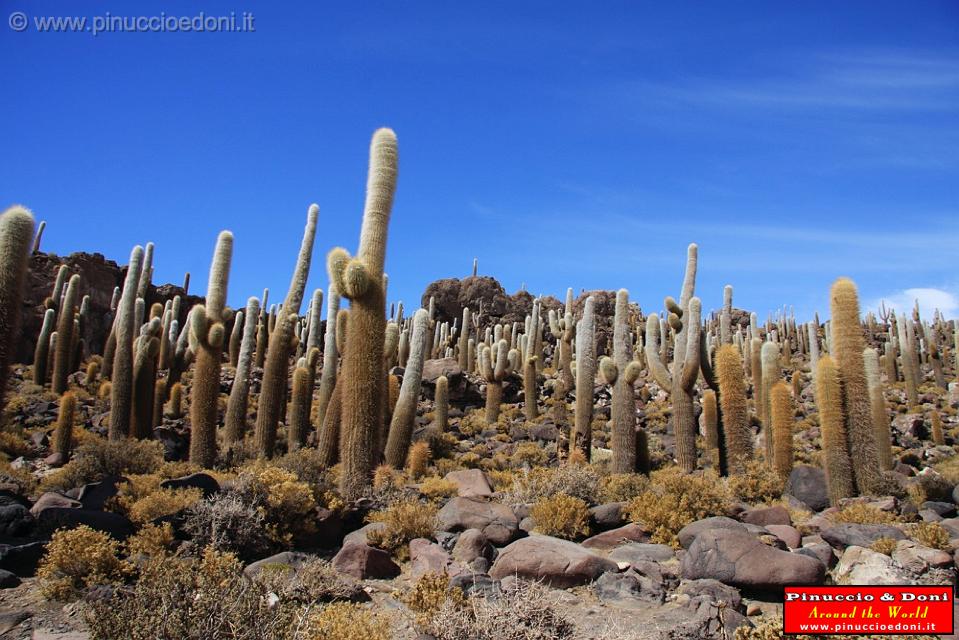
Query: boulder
[[820, 524, 906, 549], [892, 540, 953, 574], [0, 569, 19, 588], [594, 568, 665, 604], [833, 546, 911, 584], [410, 538, 459, 577], [30, 492, 82, 517], [0, 496, 33, 538], [160, 473, 219, 498], [0, 541, 47, 576], [243, 551, 314, 579], [581, 523, 649, 551], [677, 516, 745, 549], [331, 542, 400, 580], [608, 543, 675, 565], [443, 469, 493, 498], [741, 506, 790, 527], [797, 542, 837, 570], [680, 528, 825, 589], [589, 503, 625, 531], [36, 508, 135, 540], [451, 529, 493, 564], [786, 465, 829, 512], [437, 497, 519, 545], [489, 535, 617, 587], [765, 524, 801, 549], [77, 476, 124, 511]]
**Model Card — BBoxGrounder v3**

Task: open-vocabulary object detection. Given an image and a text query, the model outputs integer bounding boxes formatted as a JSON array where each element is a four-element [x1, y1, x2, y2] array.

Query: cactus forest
[[0, 127, 956, 639]]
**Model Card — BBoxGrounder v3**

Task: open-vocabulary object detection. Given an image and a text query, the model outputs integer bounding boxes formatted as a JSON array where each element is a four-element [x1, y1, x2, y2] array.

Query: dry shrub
[[503, 465, 600, 505], [273, 447, 335, 501], [41, 437, 164, 492], [38, 525, 130, 599], [400, 571, 467, 630], [125, 522, 175, 559], [366, 499, 438, 560], [531, 494, 590, 540], [128, 487, 203, 524], [0, 431, 30, 458], [301, 603, 390, 640], [598, 473, 649, 503], [424, 579, 575, 640], [828, 503, 901, 525], [932, 455, 959, 485], [727, 460, 785, 504], [86, 548, 296, 640], [907, 522, 951, 550], [458, 452, 483, 468], [870, 537, 898, 556], [253, 558, 364, 604], [510, 442, 548, 468], [486, 469, 515, 492], [624, 468, 731, 546], [183, 492, 274, 561], [0, 459, 37, 494], [231, 465, 317, 545], [419, 475, 458, 499]]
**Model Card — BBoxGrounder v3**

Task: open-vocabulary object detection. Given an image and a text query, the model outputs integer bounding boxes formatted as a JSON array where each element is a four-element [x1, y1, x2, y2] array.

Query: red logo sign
[[784, 586, 954, 635]]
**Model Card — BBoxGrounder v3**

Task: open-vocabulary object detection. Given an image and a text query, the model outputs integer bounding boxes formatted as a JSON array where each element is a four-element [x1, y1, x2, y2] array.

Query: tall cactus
[[815, 355, 855, 506], [33, 308, 55, 385], [131, 318, 161, 439], [573, 296, 598, 459], [254, 205, 319, 458], [830, 278, 882, 495], [644, 244, 702, 472], [715, 344, 751, 475], [314, 284, 341, 433], [480, 339, 514, 424], [523, 300, 540, 421], [548, 288, 575, 391], [384, 309, 428, 468], [702, 389, 721, 471], [432, 375, 449, 434], [224, 297, 260, 444], [52, 274, 81, 394], [863, 347, 892, 471], [896, 314, 919, 408], [288, 348, 319, 451], [0, 207, 35, 414], [327, 128, 398, 500], [109, 245, 144, 440], [458, 306, 470, 370], [759, 341, 780, 463], [770, 380, 795, 478], [316, 310, 347, 468], [188, 231, 233, 468], [600, 289, 644, 473], [228, 310, 244, 368], [305, 288, 324, 354]]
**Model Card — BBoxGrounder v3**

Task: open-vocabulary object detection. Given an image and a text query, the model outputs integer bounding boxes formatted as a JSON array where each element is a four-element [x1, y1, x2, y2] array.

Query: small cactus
[[53, 391, 77, 461]]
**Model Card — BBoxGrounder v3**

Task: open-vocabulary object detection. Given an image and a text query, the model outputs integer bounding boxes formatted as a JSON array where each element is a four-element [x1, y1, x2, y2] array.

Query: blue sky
[[2, 1, 957, 321]]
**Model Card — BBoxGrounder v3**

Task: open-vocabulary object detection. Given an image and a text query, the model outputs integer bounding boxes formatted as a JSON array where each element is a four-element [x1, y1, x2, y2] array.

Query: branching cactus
[[644, 244, 702, 472], [572, 296, 599, 459], [254, 204, 319, 458], [131, 318, 161, 439], [600, 289, 644, 473], [0, 207, 34, 413], [770, 381, 795, 479], [863, 347, 892, 471], [815, 355, 855, 506], [189, 231, 233, 468], [224, 297, 260, 444], [33, 308, 55, 385], [51, 274, 81, 394], [715, 344, 751, 475], [548, 289, 576, 391], [830, 278, 882, 495], [384, 308, 428, 468], [479, 339, 514, 424], [326, 128, 398, 500], [109, 245, 144, 441]]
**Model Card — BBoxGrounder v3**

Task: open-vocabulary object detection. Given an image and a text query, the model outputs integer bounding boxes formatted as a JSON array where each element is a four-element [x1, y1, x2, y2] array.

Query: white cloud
[[870, 287, 959, 321]]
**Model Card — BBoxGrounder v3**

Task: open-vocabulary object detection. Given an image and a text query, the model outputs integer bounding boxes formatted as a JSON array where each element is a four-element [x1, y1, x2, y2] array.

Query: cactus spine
[[573, 296, 598, 459], [254, 205, 319, 458], [770, 381, 794, 478], [327, 128, 398, 500], [815, 355, 855, 505], [830, 278, 882, 495], [53, 391, 76, 461], [224, 297, 260, 444], [601, 290, 644, 473], [384, 309, 428, 468], [33, 308, 55, 385], [0, 206, 33, 411], [715, 344, 751, 475], [109, 245, 144, 440], [52, 274, 81, 394], [188, 231, 233, 467]]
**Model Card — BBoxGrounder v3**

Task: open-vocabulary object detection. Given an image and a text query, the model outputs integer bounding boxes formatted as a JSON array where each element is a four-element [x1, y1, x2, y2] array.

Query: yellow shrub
[[624, 468, 731, 546], [367, 499, 438, 560], [486, 469, 515, 492], [419, 476, 458, 499], [726, 460, 785, 504], [304, 603, 390, 640], [531, 494, 590, 540], [125, 522, 174, 558], [907, 522, 951, 550], [828, 503, 901, 525], [598, 473, 649, 503], [511, 443, 547, 467], [870, 537, 897, 556], [38, 525, 129, 599], [458, 452, 482, 468], [0, 431, 30, 458], [128, 487, 203, 524], [400, 572, 467, 630]]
